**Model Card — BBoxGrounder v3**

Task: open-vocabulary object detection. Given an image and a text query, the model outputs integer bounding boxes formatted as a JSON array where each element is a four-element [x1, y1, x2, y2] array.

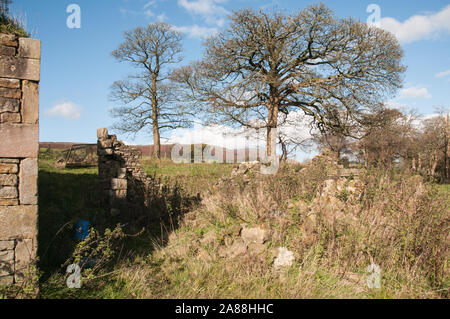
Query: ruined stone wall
[[97, 128, 156, 216], [0, 34, 40, 286]]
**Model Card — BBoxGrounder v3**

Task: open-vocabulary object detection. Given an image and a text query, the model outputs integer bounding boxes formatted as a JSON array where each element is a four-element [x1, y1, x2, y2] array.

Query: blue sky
[[11, 0, 450, 149]]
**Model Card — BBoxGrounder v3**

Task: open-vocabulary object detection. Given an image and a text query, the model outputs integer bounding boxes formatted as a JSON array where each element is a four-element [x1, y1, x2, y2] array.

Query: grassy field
[[4, 148, 447, 299]]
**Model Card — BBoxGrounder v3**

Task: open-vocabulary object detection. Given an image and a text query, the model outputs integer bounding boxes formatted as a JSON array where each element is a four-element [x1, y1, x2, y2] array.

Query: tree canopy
[[173, 4, 406, 155]]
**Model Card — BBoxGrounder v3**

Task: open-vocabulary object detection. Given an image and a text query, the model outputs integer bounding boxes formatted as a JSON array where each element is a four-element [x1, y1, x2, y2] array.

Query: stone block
[[0, 56, 40, 81], [0, 34, 17, 47], [0, 97, 20, 112], [117, 167, 127, 179], [0, 164, 16, 174], [0, 87, 21, 99], [0, 186, 18, 199], [0, 45, 16, 56], [98, 139, 113, 148], [0, 199, 19, 206], [0, 78, 20, 89], [111, 178, 127, 190], [0, 250, 14, 277], [0, 241, 14, 251], [0, 112, 21, 123], [0, 205, 38, 239], [21, 80, 39, 124], [241, 226, 269, 245], [0, 174, 18, 186], [0, 124, 39, 158], [15, 238, 35, 275], [0, 158, 19, 164], [18, 38, 41, 59], [97, 128, 108, 139], [19, 158, 38, 205], [0, 250, 14, 262]]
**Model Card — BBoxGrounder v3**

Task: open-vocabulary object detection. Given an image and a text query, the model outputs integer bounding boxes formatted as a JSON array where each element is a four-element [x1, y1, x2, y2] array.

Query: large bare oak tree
[[172, 4, 406, 156], [110, 22, 192, 158]]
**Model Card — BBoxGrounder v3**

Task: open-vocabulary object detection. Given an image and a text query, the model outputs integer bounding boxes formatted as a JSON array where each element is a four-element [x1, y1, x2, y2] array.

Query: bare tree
[[110, 23, 192, 158], [0, 0, 11, 15], [357, 108, 417, 167], [172, 4, 405, 157], [417, 111, 450, 179]]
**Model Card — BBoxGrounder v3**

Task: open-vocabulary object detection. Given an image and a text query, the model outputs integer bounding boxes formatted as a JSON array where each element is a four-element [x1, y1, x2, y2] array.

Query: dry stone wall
[[97, 128, 157, 216], [0, 34, 40, 286]]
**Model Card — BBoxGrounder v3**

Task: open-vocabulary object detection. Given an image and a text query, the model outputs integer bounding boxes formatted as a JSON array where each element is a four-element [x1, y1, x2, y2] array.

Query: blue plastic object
[[75, 220, 90, 241]]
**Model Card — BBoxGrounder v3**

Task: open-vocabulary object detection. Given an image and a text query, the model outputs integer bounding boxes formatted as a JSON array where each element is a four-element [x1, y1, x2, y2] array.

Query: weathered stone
[[21, 80, 39, 124], [219, 239, 247, 259], [15, 238, 35, 276], [0, 124, 39, 158], [0, 87, 21, 99], [273, 247, 295, 270], [0, 199, 19, 206], [0, 241, 14, 251], [0, 174, 18, 186], [0, 158, 19, 164], [97, 128, 108, 139], [113, 189, 127, 199], [0, 78, 20, 89], [0, 97, 20, 112], [111, 178, 127, 190], [0, 205, 38, 239], [98, 139, 113, 148], [247, 242, 266, 255], [18, 38, 41, 59], [0, 112, 21, 123], [0, 275, 13, 286], [0, 56, 40, 81], [117, 168, 126, 179], [0, 163, 15, 173], [0, 250, 14, 276], [0, 249, 14, 262], [97, 148, 113, 156], [0, 186, 18, 199], [0, 45, 16, 56], [19, 158, 38, 205], [241, 226, 269, 245], [0, 34, 17, 47]]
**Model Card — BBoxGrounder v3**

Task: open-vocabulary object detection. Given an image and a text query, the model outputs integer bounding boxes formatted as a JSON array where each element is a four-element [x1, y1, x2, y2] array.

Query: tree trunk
[[279, 137, 287, 162], [431, 150, 438, 177], [266, 101, 279, 158], [151, 74, 161, 159]]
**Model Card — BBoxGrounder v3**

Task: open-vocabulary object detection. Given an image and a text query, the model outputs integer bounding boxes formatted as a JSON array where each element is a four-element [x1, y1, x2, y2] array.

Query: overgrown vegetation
[[28, 149, 449, 299], [0, 0, 28, 37]]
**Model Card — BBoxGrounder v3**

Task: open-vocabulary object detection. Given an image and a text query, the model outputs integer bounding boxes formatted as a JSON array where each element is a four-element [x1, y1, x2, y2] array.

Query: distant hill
[[40, 142, 262, 162]]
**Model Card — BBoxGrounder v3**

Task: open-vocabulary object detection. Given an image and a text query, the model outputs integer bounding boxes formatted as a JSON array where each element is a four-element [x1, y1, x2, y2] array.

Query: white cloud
[[164, 123, 261, 149], [45, 101, 82, 120], [378, 5, 450, 43], [157, 13, 168, 22], [399, 86, 432, 99], [178, 0, 228, 26], [172, 24, 218, 39], [435, 69, 450, 78]]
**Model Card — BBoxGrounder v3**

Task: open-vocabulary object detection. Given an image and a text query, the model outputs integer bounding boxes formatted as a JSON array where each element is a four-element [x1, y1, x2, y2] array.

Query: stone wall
[[97, 128, 157, 216], [0, 34, 40, 286]]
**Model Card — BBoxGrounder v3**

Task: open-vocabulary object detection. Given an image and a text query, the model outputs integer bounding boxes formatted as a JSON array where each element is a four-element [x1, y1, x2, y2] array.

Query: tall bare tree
[[110, 23, 192, 158], [172, 4, 405, 157]]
